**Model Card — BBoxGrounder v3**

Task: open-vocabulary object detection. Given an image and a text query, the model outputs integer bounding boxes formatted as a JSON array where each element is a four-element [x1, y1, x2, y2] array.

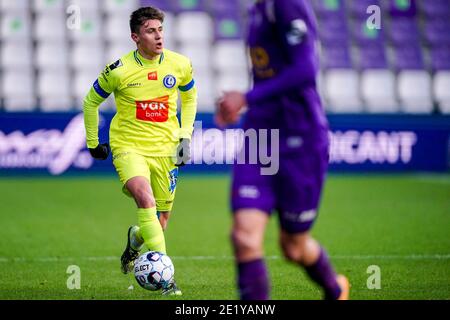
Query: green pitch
[[0, 174, 448, 300]]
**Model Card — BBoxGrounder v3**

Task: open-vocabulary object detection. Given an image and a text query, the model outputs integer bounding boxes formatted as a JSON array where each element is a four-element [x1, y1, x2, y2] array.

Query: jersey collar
[[134, 50, 164, 67]]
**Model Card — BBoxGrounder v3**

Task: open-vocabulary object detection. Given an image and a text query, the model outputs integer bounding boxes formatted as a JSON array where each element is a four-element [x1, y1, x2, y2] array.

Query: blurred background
[[0, 0, 449, 300], [0, 0, 449, 113]]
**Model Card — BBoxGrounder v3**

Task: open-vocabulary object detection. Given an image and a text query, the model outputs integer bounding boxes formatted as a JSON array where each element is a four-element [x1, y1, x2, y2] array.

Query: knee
[[281, 236, 319, 266], [132, 188, 155, 208], [281, 243, 303, 264], [231, 228, 261, 254]]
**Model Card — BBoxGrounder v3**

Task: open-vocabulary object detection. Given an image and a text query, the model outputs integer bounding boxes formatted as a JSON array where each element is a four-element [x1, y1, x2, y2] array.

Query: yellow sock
[[136, 207, 166, 254]]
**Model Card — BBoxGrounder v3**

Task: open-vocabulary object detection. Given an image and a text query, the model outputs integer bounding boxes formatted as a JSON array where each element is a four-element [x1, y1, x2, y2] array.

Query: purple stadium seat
[[348, 0, 381, 18], [357, 44, 388, 69], [393, 44, 424, 70], [213, 12, 243, 40], [419, 0, 450, 18], [140, 0, 174, 12], [430, 46, 450, 71], [209, 0, 240, 15], [313, 0, 346, 19], [318, 17, 350, 45], [352, 17, 385, 46], [388, 0, 417, 17], [171, 0, 208, 12], [423, 19, 450, 47], [389, 18, 420, 45], [321, 43, 353, 69]]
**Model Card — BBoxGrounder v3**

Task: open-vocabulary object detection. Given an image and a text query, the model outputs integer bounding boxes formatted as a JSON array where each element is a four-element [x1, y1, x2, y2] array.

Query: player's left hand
[[215, 91, 246, 127], [175, 138, 190, 167]]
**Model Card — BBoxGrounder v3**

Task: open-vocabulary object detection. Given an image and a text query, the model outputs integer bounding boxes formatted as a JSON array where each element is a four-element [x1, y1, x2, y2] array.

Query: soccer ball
[[133, 251, 175, 291]]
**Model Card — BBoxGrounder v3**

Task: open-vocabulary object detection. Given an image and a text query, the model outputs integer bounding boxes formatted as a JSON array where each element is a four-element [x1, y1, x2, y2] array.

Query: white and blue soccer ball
[[133, 251, 175, 291]]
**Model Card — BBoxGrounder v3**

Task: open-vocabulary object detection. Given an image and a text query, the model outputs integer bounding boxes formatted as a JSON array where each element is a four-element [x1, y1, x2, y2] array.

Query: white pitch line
[[0, 254, 449, 263]]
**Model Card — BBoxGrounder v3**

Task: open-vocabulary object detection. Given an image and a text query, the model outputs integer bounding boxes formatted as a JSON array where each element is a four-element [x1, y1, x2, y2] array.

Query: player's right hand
[[215, 91, 245, 128], [88, 143, 110, 160]]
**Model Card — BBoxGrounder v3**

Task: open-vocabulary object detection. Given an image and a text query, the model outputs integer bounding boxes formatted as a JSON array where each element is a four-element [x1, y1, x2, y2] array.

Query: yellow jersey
[[83, 48, 197, 157]]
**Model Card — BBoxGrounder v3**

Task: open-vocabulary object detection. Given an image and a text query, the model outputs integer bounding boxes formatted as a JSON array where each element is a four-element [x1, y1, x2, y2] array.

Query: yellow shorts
[[112, 152, 179, 212]]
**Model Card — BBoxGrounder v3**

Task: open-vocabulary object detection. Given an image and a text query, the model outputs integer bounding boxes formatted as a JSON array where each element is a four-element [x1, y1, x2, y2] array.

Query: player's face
[[132, 19, 164, 58]]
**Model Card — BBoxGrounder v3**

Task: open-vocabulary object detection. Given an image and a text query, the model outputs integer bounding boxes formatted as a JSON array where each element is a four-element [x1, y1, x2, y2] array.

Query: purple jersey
[[232, 0, 330, 232], [244, 0, 328, 151]]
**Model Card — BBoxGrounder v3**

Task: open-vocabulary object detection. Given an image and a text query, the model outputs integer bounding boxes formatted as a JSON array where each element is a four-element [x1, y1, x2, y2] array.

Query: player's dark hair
[[130, 6, 165, 34]]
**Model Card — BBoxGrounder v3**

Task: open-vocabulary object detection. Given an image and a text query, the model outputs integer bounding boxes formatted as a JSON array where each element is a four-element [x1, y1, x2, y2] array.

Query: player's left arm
[[175, 59, 197, 166], [178, 60, 197, 140], [245, 0, 318, 105]]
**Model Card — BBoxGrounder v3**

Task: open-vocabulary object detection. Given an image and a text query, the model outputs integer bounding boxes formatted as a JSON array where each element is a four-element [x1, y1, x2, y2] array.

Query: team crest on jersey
[[163, 75, 176, 89]]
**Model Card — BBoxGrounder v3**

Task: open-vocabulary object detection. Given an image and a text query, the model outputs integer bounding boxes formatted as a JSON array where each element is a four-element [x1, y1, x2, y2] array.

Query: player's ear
[[131, 32, 139, 44]]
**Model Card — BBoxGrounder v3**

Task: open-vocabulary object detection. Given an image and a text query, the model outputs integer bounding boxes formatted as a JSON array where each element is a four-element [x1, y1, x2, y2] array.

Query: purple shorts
[[231, 143, 329, 234]]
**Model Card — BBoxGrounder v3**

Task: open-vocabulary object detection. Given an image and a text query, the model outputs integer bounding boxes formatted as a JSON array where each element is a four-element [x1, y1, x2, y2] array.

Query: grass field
[[0, 174, 449, 300]]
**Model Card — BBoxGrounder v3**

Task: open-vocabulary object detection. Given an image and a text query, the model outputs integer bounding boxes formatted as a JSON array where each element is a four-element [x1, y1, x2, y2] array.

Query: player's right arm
[[83, 62, 121, 157]]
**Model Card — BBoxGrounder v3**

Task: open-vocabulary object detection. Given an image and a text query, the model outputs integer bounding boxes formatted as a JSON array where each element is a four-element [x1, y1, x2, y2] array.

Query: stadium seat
[[0, 41, 33, 69], [433, 71, 450, 114], [357, 45, 388, 69], [66, 0, 100, 13], [318, 17, 350, 45], [348, 0, 381, 18], [178, 44, 213, 70], [361, 70, 399, 113], [104, 13, 133, 43], [67, 13, 102, 42], [140, 0, 173, 12], [324, 69, 363, 113], [37, 71, 72, 112], [193, 70, 216, 111], [430, 46, 450, 72], [1, 69, 36, 111], [313, 0, 347, 19], [71, 42, 104, 71], [423, 19, 450, 47], [216, 70, 250, 95], [320, 43, 353, 69], [74, 71, 101, 111], [0, 0, 29, 12], [103, 0, 139, 14], [398, 71, 433, 113], [36, 41, 69, 70], [106, 42, 136, 65], [389, 18, 420, 46], [419, 0, 450, 19], [392, 44, 425, 71], [34, 13, 66, 41], [213, 40, 248, 71], [175, 12, 213, 44], [352, 17, 385, 47], [212, 12, 244, 40], [388, 0, 417, 17], [172, 0, 208, 12], [0, 12, 31, 41], [33, 0, 65, 13]]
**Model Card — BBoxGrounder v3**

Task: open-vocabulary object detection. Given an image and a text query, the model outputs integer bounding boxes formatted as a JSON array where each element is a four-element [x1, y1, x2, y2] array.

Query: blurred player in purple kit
[[216, 0, 350, 300]]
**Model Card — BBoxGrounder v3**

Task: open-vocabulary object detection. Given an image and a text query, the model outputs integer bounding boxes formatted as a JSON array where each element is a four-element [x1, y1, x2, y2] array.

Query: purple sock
[[237, 259, 269, 300], [304, 248, 341, 300]]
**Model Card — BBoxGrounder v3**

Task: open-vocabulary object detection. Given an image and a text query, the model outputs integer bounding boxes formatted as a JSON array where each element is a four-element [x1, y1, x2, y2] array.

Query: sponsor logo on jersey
[[135, 95, 169, 122], [127, 82, 142, 87], [148, 71, 158, 80], [163, 74, 176, 89], [109, 59, 123, 71], [286, 19, 307, 45]]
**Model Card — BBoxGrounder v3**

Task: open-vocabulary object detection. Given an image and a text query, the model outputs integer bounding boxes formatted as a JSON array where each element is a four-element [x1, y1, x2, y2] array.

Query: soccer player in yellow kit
[[83, 7, 197, 295]]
